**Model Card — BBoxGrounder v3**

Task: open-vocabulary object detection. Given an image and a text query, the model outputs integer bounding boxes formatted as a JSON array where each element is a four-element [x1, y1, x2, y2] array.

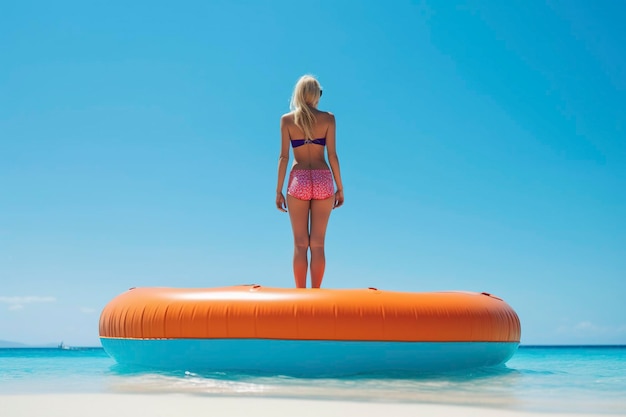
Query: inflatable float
[[99, 285, 521, 375]]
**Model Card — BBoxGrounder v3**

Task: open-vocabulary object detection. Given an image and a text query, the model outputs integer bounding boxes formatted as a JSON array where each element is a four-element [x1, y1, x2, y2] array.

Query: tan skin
[[276, 101, 344, 288]]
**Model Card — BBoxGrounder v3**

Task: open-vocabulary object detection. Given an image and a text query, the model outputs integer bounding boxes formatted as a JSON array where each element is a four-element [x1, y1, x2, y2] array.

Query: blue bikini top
[[290, 138, 326, 148]]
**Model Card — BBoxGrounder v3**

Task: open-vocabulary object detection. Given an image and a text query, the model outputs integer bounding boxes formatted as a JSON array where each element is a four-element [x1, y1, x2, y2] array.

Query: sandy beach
[[1, 394, 612, 417]]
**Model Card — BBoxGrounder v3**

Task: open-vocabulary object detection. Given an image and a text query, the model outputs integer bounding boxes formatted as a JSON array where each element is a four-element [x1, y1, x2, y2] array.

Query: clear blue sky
[[1, 1, 624, 346]]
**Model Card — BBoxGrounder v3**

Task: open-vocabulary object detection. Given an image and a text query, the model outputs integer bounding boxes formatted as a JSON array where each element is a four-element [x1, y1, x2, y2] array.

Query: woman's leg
[[287, 195, 311, 288], [309, 197, 334, 288]]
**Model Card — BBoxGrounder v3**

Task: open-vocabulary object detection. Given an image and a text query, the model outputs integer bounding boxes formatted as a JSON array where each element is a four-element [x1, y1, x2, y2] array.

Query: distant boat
[[57, 341, 71, 350]]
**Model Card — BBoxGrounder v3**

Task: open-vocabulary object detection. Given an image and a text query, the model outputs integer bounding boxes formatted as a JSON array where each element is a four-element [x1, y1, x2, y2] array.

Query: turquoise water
[[0, 346, 624, 414]]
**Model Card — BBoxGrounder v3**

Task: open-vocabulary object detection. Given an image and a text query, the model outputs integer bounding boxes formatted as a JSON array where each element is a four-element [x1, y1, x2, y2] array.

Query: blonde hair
[[290, 75, 322, 140]]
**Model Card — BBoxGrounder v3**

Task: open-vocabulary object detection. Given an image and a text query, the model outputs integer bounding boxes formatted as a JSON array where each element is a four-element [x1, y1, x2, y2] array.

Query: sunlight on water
[[1, 346, 625, 414], [106, 365, 526, 408]]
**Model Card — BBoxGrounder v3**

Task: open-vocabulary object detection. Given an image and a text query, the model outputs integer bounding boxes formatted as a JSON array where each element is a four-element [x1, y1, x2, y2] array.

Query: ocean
[[0, 346, 624, 414]]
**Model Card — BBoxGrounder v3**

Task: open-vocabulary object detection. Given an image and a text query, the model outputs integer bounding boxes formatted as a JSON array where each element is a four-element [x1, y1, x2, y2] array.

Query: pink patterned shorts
[[287, 169, 335, 200]]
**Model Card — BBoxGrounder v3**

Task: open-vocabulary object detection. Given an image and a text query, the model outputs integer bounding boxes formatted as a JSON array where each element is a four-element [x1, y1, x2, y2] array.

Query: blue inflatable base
[[101, 338, 519, 376]]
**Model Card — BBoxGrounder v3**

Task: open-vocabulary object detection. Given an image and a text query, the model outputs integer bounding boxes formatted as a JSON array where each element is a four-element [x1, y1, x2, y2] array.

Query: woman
[[276, 75, 344, 288]]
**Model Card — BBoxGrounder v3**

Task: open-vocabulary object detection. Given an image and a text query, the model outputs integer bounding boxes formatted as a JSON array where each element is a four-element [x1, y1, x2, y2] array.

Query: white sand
[[0, 393, 610, 417]]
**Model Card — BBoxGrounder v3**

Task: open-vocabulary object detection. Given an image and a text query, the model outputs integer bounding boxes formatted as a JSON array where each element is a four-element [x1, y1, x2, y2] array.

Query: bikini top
[[290, 138, 326, 148]]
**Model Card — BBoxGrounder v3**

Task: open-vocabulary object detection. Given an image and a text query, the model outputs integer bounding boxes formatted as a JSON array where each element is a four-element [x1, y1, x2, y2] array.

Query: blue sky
[[1, 1, 624, 346]]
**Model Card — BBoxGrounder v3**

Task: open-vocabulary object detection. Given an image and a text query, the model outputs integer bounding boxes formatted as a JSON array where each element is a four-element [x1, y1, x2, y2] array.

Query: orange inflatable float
[[99, 285, 521, 375]]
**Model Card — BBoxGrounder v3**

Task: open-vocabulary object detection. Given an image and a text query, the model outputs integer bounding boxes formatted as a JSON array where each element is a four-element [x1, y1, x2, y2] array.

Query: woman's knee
[[294, 236, 310, 250], [309, 236, 325, 250]]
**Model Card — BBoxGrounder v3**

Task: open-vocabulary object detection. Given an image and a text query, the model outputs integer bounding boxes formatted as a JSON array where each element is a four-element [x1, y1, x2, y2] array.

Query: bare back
[[280, 110, 337, 171]]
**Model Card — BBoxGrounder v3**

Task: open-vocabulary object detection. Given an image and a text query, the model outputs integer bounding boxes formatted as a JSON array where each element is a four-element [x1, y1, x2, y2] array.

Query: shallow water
[[0, 346, 624, 414]]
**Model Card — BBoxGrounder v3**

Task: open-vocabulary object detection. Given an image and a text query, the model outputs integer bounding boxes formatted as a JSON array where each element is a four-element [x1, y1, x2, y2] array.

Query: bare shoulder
[[317, 110, 336, 124], [281, 112, 295, 126]]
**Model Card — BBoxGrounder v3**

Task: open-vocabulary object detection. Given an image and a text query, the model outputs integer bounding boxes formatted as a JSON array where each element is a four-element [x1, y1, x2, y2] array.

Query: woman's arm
[[325, 113, 344, 208], [276, 115, 291, 212]]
